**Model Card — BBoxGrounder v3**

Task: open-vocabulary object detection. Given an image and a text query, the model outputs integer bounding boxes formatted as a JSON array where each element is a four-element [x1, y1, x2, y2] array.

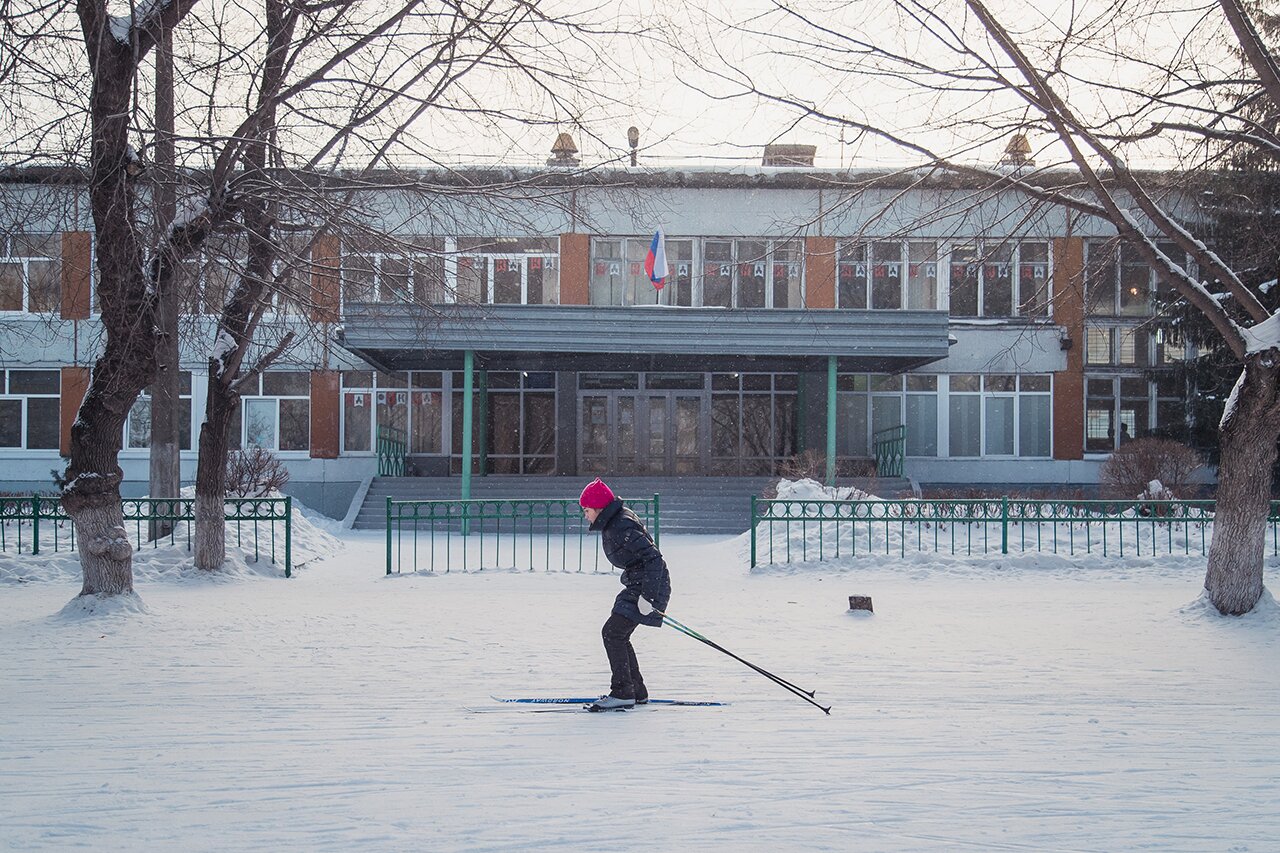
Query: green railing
[[385, 495, 660, 575], [749, 496, 1278, 566], [873, 425, 905, 477], [377, 425, 407, 477], [0, 495, 293, 577]]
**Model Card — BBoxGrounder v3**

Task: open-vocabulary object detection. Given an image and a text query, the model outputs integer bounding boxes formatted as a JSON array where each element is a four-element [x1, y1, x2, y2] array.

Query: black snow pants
[[602, 612, 648, 701]]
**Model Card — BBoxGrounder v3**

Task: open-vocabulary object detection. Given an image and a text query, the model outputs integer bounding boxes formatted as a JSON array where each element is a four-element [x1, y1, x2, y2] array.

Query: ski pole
[[659, 612, 831, 715], [662, 612, 816, 697], [664, 617, 826, 711]]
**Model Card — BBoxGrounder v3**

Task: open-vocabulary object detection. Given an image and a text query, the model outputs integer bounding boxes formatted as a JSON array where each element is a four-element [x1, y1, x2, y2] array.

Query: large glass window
[[1085, 240, 1184, 317], [451, 371, 556, 474], [238, 371, 310, 453], [710, 373, 797, 474], [124, 371, 193, 451], [1085, 375, 1162, 453], [0, 233, 60, 314], [837, 241, 940, 310], [838, 374, 938, 459], [591, 238, 798, 308], [341, 370, 440, 454], [948, 374, 1051, 457], [342, 236, 445, 308], [0, 369, 60, 450], [452, 237, 559, 306], [949, 241, 1049, 317]]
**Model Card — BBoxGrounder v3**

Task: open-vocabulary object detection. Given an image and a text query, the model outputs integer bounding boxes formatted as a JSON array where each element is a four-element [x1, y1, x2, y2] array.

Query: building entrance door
[[579, 391, 705, 475]]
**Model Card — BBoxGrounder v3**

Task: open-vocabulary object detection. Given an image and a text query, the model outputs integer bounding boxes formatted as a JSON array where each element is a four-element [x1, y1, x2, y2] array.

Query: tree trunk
[[1205, 358, 1280, 615], [194, 377, 238, 571], [149, 19, 181, 540]]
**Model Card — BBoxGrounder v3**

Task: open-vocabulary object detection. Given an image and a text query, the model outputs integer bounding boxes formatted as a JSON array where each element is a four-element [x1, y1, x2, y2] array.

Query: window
[[591, 238, 799, 308], [124, 371, 193, 451], [450, 371, 556, 474], [238, 371, 310, 453], [837, 374, 938, 458], [949, 241, 1049, 317], [0, 233, 60, 313], [837, 241, 940, 310], [341, 370, 441, 455], [183, 234, 309, 316], [1086, 375, 1161, 452], [343, 236, 445, 308], [710, 373, 797, 474], [1086, 325, 1149, 367], [0, 369, 60, 450], [1085, 240, 1185, 318], [453, 237, 559, 306], [948, 374, 1051, 457]]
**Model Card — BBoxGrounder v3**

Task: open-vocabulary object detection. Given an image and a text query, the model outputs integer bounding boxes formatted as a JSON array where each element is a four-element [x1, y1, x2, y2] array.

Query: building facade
[[0, 166, 1191, 515]]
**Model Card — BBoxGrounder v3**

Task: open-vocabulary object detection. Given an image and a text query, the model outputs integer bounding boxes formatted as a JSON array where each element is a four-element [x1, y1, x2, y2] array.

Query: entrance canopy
[[338, 304, 951, 373]]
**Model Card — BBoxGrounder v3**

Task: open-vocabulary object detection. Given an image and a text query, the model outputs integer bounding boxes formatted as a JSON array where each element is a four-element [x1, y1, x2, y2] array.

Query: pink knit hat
[[579, 478, 615, 509]]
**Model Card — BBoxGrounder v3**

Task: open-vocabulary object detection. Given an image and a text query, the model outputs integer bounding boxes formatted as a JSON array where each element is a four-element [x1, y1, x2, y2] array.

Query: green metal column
[[462, 350, 474, 534], [826, 356, 837, 487]]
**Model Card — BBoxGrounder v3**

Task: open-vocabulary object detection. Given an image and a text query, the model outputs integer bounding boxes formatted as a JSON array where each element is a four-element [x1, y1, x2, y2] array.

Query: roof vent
[[1000, 133, 1033, 167], [548, 132, 580, 167], [762, 143, 816, 167]]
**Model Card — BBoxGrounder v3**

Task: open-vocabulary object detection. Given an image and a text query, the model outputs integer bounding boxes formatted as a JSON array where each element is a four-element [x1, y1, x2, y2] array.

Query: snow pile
[[748, 479, 1237, 569], [1242, 308, 1280, 354], [0, 492, 342, 585], [772, 477, 881, 502], [1141, 479, 1175, 501]]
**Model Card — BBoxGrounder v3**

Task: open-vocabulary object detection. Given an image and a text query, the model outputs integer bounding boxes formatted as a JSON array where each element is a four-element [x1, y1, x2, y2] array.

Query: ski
[[492, 696, 726, 706], [467, 702, 722, 714]]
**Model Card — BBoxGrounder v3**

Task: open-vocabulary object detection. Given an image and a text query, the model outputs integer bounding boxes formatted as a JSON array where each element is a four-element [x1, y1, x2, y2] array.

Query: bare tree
[[680, 0, 1280, 614], [3, 0, 646, 595]]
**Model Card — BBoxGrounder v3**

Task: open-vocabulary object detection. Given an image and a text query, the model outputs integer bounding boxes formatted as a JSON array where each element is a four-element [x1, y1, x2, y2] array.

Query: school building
[[0, 150, 1192, 518]]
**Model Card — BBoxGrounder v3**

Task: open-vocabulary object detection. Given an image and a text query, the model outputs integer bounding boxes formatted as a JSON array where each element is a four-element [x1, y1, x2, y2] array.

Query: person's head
[[579, 477, 615, 523]]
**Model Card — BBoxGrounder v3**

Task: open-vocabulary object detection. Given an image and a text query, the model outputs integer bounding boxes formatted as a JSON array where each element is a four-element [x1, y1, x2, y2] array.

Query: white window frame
[[0, 369, 61, 451], [0, 233, 60, 315], [945, 240, 1053, 318], [943, 374, 1053, 459], [241, 372, 311, 455]]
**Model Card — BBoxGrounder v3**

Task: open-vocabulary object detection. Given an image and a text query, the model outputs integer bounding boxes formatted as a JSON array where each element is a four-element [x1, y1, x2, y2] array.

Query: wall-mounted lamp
[[627, 126, 640, 167]]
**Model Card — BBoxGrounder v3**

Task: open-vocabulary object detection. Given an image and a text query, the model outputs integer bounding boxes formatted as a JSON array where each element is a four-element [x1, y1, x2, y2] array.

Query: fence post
[[283, 496, 293, 578], [1000, 495, 1009, 555], [31, 494, 40, 556], [652, 493, 661, 548], [385, 496, 393, 575], [750, 495, 757, 568]]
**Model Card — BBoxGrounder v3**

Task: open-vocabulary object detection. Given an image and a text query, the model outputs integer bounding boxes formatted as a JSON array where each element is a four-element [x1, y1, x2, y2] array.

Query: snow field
[[2, 521, 1279, 851]]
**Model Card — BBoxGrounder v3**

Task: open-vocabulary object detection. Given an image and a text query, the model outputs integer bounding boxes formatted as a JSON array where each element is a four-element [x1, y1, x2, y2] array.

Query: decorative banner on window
[[631, 262, 642, 276], [412, 391, 440, 406], [376, 391, 386, 405], [774, 264, 786, 278], [529, 257, 542, 270], [887, 263, 900, 278], [951, 264, 967, 279], [608, 262, 622, 276], [855, 262, 867, 277], [873, 264, 886, 278], [677, 263, 689, 276], [909, 263, 937, 278], [347, 393, 366, 407], [545, 257, 558, 270], [720, 264, 732, 277], [459, 256, 473, 269], [740, 263, 752, 278], [495, 258, 509, 273], [751, 262, 763, 277], [396, 392, 407, 405], [594, 262, 606, 276]]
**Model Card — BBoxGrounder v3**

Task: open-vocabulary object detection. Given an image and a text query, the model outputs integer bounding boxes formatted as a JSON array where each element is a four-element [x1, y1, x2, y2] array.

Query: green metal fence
[[873, 425, 905, 477], [385, 495, 660, 575], [377, 425, 407, 477], [0, 495, 293, 577], [750, 496, 1278, 566]]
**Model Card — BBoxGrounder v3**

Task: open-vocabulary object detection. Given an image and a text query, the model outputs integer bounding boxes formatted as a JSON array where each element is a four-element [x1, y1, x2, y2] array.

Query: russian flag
[[644, 228, 668, 290]]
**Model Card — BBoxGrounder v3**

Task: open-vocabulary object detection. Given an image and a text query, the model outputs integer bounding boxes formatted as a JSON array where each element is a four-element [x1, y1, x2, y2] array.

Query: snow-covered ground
[[3, 511, 1279, 851]]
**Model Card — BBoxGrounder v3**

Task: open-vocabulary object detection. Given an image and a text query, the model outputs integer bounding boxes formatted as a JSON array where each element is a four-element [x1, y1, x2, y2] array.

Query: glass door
[[579, 392, 640, 474], [640, 392, 703, 474]]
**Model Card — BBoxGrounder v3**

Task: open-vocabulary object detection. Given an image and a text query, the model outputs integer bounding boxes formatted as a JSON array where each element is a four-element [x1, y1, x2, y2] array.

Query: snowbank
[[0, 492, 343, 586]]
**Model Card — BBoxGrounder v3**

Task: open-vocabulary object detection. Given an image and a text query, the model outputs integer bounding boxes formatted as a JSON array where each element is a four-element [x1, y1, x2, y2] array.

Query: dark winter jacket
[[590, 498, 670, 627]]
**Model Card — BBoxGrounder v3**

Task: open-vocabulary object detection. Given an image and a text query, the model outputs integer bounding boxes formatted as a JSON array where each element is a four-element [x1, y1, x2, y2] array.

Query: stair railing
[[376, 425, 407, 477], [873, 424, 906, 478]]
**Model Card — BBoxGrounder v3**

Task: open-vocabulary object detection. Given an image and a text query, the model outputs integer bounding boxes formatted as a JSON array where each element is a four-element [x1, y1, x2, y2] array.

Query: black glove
[[639, 611, 664, 628]]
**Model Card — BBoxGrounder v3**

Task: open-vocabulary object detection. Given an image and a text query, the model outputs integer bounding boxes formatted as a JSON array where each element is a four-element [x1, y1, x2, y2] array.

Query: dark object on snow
[[849, 595, 874, 613]]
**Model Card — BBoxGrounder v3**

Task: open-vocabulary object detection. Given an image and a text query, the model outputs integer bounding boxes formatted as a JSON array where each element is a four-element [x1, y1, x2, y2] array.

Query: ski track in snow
[[2, 530, 1279, 852]]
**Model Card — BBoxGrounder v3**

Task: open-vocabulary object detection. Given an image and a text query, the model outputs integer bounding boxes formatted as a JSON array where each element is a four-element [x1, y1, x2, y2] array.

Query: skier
[[579, 477, 671, 711]]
